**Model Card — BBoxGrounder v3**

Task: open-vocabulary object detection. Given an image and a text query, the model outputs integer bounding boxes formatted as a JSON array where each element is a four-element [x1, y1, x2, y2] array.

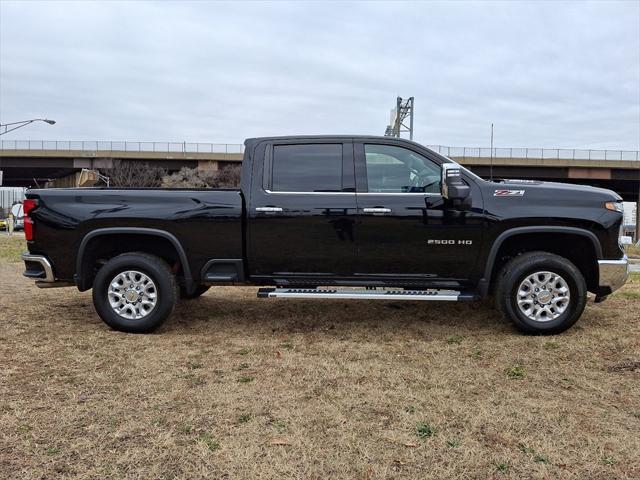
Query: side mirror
[[441, 163, 470, 201]]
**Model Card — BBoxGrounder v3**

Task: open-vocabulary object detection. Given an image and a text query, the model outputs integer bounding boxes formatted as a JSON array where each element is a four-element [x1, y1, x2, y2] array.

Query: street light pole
[[0, 118, 56, 136]]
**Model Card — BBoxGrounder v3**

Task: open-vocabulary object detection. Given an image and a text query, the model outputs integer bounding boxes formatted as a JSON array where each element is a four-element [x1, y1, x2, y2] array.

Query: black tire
[[92, 252, 178, 333], [495, 251, 587, 334], [180, 284, 210, 299]]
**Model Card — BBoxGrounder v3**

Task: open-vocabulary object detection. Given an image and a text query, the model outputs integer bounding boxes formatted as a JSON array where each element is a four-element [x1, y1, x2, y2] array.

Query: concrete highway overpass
[[1, 140, 638, 202], [0, 141, 244, 188], [431, 145, 640, 202]]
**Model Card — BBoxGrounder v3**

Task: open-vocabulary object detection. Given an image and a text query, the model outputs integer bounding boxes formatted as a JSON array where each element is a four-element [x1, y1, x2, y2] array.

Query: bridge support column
[[45, 171, 83, 188], [198, 160, 219, 171]]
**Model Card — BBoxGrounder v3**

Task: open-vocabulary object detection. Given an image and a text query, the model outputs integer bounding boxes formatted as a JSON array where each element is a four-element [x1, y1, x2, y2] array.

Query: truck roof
[[244, 135, 426, 149]]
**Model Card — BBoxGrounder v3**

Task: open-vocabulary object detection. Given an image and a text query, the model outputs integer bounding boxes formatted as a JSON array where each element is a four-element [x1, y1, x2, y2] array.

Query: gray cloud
[[1, 0, 638, 149]]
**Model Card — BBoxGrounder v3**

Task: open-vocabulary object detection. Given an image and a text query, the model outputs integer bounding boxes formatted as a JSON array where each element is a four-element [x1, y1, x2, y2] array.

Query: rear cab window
[[270, 144, 344, 193]]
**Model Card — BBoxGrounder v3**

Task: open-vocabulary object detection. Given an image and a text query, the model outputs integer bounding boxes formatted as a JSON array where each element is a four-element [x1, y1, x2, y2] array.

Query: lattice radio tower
[[384, 96, 414, 140]]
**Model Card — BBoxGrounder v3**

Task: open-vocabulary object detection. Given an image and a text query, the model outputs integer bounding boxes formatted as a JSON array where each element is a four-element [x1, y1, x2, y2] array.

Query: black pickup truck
[[22, 136, 628, 334]]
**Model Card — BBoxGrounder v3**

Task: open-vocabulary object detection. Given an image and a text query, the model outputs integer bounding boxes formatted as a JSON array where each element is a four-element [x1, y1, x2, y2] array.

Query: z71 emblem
[[494, 189, 525, 197]]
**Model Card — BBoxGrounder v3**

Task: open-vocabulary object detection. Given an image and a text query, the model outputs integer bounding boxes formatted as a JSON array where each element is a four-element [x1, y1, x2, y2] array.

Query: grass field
[[1, 233, 639, 479], [626, 243, 640, 259]]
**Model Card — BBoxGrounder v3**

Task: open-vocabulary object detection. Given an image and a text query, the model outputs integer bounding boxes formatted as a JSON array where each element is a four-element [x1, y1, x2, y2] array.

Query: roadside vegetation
[[94, 161, 242, 188], [94, 160, 241, 188], [1, 234, 638, 479], [161, 165, 241, 189]]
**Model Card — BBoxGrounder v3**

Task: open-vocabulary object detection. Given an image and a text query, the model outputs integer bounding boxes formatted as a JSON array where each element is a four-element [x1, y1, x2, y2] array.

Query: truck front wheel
[[92, 252, 178, 333], [495, 251, 587, 334]]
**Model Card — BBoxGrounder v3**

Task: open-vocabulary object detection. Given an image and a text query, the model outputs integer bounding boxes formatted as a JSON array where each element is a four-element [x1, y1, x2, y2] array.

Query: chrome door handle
[[255, 206, 283, 212], [363, 207, 392, 214]]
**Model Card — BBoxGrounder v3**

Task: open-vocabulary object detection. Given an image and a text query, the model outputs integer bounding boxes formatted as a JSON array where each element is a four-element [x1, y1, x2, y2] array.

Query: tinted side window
[[364, 144, 441, 193], [272, 144, 343, 192]]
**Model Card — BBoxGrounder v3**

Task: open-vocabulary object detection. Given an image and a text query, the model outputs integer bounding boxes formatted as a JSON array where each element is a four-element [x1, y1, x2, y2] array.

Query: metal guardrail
[[427, 145, 640, 161], [0, 141, 638, 161], [0, 140, 245, 154]]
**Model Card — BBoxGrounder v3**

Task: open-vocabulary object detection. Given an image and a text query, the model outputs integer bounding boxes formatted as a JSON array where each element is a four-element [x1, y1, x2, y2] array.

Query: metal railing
[[1, 140, 638, 161], [427, 145, 640, 161], [0, 140, 245, 154]]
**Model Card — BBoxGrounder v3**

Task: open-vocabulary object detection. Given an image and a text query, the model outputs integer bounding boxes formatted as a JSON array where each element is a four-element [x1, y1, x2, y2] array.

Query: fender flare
[[75, 227, 194, 292], [478, 226, 602, 296]]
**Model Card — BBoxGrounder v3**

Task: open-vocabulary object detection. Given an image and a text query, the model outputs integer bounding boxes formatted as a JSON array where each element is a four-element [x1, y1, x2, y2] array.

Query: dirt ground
[[1, 234, 639, 479]]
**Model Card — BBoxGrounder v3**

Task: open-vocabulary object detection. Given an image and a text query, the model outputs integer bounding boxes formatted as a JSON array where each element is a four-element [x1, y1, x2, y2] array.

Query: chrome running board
[[257, 287, 475, 301]]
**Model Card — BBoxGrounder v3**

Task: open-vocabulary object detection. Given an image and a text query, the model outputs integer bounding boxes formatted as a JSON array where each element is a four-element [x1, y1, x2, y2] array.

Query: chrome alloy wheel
[[108, 270, 157, 320], [516, 271, 570, 322]]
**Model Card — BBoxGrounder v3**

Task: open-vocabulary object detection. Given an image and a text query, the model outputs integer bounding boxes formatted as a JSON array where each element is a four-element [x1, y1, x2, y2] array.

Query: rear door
[[247, 139, 358, 279], [354, 141, 484, 281]]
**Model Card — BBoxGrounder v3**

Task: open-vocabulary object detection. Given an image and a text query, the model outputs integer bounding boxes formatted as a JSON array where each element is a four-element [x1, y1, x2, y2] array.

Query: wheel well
[[78, 234, 184, 290], [489, 233, 599, 292]]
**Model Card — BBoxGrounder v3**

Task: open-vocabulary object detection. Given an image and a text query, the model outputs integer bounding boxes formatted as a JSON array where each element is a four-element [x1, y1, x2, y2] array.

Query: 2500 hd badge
[[427, 239, 474, 245]]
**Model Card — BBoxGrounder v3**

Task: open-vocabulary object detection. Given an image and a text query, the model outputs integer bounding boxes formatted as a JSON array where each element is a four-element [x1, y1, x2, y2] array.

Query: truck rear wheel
[[92, 252, 178, 333], [495, 251, 587, 334]]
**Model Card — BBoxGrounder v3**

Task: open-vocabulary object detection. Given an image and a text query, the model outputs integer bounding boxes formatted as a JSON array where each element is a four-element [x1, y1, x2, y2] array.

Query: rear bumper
[[598, 255, 629, 294], [22, 253, 74, 288]]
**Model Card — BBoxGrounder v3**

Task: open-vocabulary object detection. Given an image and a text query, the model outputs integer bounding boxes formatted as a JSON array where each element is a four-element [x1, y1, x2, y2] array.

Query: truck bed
[[26, 188, 244, 285]]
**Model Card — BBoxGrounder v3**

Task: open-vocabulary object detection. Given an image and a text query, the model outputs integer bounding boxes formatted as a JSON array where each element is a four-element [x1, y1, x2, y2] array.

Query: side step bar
[[257, 288, 476, 301]]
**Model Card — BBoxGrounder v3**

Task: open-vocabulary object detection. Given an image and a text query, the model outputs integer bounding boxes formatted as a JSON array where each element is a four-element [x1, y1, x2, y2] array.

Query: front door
[[248, 140, 358, 279], [354, 141, 483, 281]]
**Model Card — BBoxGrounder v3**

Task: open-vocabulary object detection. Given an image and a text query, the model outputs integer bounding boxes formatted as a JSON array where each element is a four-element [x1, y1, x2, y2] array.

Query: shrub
[[103, 160, 166, 187], [161, 165, 241, 189]]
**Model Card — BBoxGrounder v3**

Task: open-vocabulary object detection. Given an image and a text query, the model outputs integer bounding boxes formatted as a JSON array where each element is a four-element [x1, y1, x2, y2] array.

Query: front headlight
[[604, 201, 623, 213]]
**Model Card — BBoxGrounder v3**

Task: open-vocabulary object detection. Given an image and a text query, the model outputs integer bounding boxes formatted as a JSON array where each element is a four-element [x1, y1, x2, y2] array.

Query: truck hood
[[494, 179, 622, 201], [480, 178, 623, 228]]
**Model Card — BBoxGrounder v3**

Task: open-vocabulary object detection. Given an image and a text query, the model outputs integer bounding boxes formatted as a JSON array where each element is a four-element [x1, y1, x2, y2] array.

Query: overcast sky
[[1, 0, 639, 149]]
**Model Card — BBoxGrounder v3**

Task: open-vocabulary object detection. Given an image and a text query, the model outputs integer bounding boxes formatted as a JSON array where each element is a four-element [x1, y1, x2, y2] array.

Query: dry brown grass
[[1, 234, 639, 479], [0, 232, 25, 263], [626, 243, 640, 259]]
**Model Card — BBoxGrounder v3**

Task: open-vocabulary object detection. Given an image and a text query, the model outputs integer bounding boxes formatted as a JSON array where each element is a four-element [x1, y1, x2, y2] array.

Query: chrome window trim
[[357, 192, 441, 196], [264, 189, 441, 196], [264, 189, 354, 195]]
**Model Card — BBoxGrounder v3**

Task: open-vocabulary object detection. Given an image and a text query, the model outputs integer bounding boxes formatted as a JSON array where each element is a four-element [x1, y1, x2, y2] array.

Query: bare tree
[[161, 165, 241, 189], [105, 160, 166, 187], [216, 164, 241, 188]]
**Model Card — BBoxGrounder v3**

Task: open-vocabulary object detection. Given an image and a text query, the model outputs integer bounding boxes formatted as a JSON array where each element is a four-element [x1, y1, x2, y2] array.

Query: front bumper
[[22, 253, 74, 288], [598, 255, 629, 294]]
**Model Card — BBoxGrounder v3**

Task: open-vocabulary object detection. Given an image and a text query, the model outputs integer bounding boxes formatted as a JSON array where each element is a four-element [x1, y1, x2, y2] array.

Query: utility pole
[[384, 97, 414, 140], [490, 123, 494, 181]]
